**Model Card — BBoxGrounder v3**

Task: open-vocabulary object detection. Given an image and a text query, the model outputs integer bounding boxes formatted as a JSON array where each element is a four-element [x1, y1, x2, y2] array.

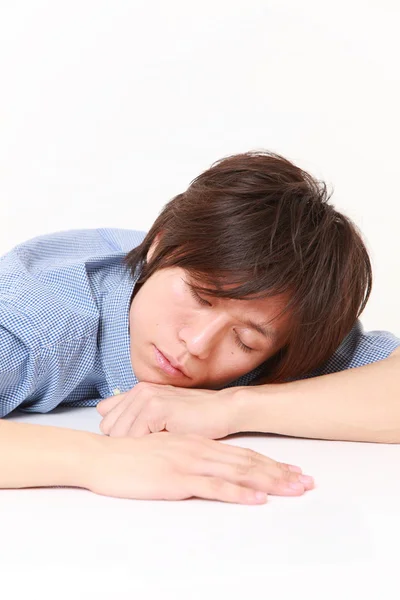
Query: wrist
[[229, 383, 289, 434], [0, 420, 106, 490], [219, 385, 264, 434], [42, 428, 105, 489], [73, 431, 112, 489]]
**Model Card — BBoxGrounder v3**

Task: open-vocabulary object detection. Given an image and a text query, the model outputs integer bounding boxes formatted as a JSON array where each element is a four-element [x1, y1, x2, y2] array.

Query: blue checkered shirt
[[0, 228, 399, 418]]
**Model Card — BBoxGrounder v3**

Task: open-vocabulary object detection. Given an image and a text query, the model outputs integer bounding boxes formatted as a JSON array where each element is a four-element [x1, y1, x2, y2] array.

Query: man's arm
[[233, 348, 400, 443], [0, 418, 314, 502], [0, 419, 98, 488]]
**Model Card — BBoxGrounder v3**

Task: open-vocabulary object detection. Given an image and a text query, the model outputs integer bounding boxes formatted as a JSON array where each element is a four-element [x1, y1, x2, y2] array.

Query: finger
[[127, 414, 160, 438], [281, 463, 303, 474], [184, 437, 313, 491], [192, 458, 309, 496], [96, 393, 126, 416], [100, 394, 139, 436], [191, 435, 277, 464], [190, 436, 304, 474], [185, 475, 268, 505], [265, 463, 314, 491]]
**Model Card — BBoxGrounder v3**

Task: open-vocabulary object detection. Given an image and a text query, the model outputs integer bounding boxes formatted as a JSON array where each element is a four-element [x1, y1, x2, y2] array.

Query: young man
[[1, 152, 399, 504]]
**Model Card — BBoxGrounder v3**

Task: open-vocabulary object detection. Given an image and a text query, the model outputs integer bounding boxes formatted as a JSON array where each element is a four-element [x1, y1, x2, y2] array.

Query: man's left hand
[[96, 382, 241, 439]]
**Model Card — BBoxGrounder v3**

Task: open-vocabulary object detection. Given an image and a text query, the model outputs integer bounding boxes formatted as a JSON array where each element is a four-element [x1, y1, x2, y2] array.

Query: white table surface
[[1, 407, 399, 600]]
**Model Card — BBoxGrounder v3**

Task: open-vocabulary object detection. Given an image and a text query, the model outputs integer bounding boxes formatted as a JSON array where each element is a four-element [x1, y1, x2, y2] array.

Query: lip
[[154, 346, 189, 378]]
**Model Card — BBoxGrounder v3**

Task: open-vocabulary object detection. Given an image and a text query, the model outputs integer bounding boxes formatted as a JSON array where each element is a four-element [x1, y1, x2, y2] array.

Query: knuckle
[[245, 448, 258, 461], [235, 450, 258, 476], [277, 466, 292, 481], [245, 449, 258, 469], [275, 464, 298, 483], [147, 397, 161, 411], [235, 462, 250, 476], [266, 472, 283, 489], [272, 470, 294, 487], [99, 420, 109, 435], [287, 472, 301, 484]]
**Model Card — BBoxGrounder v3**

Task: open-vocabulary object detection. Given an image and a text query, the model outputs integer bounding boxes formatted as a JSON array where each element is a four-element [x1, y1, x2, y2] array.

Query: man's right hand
[[84, 432, 314, 504]]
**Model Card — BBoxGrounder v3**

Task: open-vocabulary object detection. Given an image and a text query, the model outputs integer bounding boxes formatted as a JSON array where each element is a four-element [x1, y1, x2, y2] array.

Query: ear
[[146, 232, 163, 263]]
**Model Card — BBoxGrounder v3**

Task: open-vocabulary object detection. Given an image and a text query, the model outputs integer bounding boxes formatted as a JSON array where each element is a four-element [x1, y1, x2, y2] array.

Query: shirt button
[[113, 388, 121, 396]]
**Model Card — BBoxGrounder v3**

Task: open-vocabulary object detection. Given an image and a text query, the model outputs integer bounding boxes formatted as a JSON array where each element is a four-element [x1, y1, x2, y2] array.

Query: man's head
[[125, 151, 372, 387]]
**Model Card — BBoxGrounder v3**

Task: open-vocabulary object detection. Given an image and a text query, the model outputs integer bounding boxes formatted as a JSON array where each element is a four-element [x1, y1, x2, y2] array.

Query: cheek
[[167, 279, 192, 323], [130, 289, 160, 336], [133, 281, 185, 330], [131, 296, 151, 324], [171, 276, 188, 303]]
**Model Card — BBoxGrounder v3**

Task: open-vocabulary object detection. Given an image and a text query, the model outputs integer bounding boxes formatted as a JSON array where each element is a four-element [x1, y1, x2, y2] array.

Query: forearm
[[234, 353, 400, 443], [0, 419, 102, 489]]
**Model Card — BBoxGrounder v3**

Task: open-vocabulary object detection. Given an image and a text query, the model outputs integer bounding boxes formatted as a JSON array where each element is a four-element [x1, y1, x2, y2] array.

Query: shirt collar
[[97, 259, 143, 396]]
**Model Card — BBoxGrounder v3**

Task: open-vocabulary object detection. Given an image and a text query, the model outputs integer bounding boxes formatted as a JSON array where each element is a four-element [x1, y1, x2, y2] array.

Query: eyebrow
[[241, 319, 279, 342]]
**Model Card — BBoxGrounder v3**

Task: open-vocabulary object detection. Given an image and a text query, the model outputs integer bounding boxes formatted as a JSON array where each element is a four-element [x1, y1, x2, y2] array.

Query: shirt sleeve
[[296, 319, 400, 380], [0, 324, 99, 417]]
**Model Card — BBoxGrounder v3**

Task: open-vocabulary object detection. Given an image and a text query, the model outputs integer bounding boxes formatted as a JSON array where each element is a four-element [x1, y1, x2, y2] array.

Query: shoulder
[[96, 228, 147, 253], [0, 228, 147, 272], [1, 229, 129, 269], [304, 320, 400, 379], [0, 229, 110, 349]]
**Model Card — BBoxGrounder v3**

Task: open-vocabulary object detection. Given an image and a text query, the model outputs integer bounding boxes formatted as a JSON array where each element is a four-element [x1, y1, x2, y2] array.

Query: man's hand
[[87, 432, 314, 503], [97, 382, 241, 439]]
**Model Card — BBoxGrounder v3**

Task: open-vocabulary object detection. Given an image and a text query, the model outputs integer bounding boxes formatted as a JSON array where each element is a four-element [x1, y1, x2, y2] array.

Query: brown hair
[[125, 151, 372, 383]]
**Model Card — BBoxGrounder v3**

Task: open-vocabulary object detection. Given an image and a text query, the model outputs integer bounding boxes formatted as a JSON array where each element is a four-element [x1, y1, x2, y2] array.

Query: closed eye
[[186, 284, 254, 353], [189, 287, 211, 307]]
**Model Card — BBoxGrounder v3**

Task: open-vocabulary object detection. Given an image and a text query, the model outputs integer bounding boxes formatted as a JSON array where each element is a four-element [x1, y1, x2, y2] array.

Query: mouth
[[154, 345, 189, 378]]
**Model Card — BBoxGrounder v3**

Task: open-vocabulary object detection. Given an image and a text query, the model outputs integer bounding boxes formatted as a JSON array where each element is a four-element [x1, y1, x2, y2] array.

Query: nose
[[178, 313, 228, 359]]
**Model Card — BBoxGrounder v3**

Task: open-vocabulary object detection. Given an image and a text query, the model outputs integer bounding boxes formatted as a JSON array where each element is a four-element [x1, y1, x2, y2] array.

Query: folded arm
[[234, 347, 400, 443]]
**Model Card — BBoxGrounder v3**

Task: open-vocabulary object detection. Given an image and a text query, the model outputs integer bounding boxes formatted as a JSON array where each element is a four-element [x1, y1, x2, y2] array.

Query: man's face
[[129, 248, 290, 389]]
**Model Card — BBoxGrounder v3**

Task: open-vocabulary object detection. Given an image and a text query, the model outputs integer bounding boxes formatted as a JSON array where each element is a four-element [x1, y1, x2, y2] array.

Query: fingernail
[[254, 491, 268, 503], [299, 475, 314, 485]]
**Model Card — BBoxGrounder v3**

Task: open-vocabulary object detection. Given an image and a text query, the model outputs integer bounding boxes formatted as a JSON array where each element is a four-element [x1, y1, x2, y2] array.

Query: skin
[[95, 240, 315, 499], [129, 237, 291, 390]]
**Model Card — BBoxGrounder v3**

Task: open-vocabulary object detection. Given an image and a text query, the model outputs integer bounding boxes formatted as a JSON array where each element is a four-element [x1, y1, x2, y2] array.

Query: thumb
[[96, 392, 126, 416]]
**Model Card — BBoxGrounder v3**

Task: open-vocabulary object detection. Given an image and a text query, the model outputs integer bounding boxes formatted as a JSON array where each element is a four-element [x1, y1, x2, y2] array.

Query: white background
[[1, 0, 399, 337], [3, 406, 400, 600], [1, 3, 400, 597]]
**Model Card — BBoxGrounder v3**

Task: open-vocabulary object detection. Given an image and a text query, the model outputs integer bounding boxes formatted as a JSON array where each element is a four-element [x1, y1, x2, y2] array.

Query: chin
[[132, 362, 160, 385], [135, 363, 189, 387], [137, 370, 165, 385]]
